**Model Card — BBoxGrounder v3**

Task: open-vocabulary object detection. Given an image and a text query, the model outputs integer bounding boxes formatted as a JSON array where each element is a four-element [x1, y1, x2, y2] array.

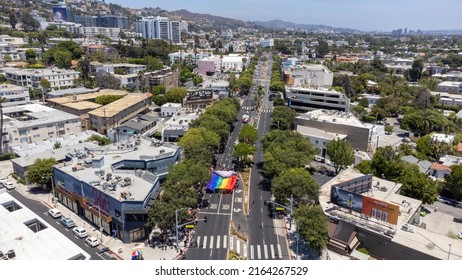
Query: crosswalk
[[241, 107, 273, 113], [191, 235, 283, 259], [261, 109, 272, 113], [242, 106, 254, 110]]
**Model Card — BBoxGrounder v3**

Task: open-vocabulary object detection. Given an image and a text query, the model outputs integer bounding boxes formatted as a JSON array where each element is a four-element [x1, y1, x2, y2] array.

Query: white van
[[3, 181, 14, 190]]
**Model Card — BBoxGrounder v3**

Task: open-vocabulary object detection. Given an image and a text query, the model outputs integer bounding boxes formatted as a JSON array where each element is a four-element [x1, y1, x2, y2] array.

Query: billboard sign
[[362, 196, 399, 225], [53, 7, 69, 22], [330, 187, 363, 213]]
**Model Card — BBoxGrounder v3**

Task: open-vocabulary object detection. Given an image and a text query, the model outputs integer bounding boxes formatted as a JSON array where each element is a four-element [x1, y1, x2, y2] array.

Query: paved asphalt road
[[6, 188, 115, 260], [247, 53, 290, 260], [186, 83, 255, 260]]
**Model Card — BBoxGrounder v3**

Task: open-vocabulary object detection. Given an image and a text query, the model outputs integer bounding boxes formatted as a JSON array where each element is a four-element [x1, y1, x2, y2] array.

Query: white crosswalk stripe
[[236, 239, 240, 254], [243, 244, 247, 258], [250, 245, 254, 260], [196, 236, 201, 247], [223, 235, 227, 248], [277, 244, 282, 259], [202, 236, 207, 249], [263, 244, 268, 259], [209, 236, 214, 249], [229, 236, 233, 250], [216, 235, 221, 249], [270, 244, 275, 259], [257, 245, 261, 259]]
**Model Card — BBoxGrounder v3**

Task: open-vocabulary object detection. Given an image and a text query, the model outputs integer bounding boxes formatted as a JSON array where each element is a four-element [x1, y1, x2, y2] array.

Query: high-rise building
[[135, 17, 181, 43], [74, 15, 98, 27], [52, 4, 73, 22], [97, 15, 128, 29]]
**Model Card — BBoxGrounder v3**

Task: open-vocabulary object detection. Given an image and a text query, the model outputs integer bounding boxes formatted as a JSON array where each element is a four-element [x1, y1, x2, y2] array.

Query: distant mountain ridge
[[252, 19, 362, 33]]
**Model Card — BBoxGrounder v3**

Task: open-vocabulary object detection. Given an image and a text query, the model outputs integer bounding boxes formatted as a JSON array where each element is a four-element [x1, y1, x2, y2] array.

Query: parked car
[[48, 208, 62, 219], [3, 181, 14, 190], [453, 217, 462, 223], [458, 232, 462, 239], [0, 176, 7, 183], [73, 227, 88, 238], [60, 217, 75, 228], [401, 223, 414, 233], [85, 236, 100, 247]]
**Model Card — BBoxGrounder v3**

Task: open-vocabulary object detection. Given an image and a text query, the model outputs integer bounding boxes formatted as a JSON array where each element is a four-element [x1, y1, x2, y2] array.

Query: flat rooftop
[[296, 109, 365, 128], [60, 100, 102, 111], [11, 130, 102, 157], [47, 89, 128, 105], [0, 83, 26, 91], [56, 138, 179, 202], [0, 190, 91, 260], [3, 104, 80, 129], [89, 93, 152, 118], [296, 126, 347, 140], [46, 87, 98, 97]]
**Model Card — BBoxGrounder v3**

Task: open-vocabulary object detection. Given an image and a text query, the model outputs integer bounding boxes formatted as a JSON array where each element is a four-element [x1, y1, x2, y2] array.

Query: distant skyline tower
[[404, 27, 408, 34]]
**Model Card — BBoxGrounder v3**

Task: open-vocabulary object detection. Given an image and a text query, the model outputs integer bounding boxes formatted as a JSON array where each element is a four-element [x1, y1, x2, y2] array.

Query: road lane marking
[[230, 236, 233, 250], [223, 235, 227, 248], [277, 244, 282, 259], [264, 244, 268, 259], [270, 244, 275, 259], [196, 236, 201, 247], [250, 245, 254, 259], [197, 211, 231, 216], [236, 239, 240, 254], [243, 244, 247, 259], [216, 235, 221, 249], [257, 245, 261, 259]]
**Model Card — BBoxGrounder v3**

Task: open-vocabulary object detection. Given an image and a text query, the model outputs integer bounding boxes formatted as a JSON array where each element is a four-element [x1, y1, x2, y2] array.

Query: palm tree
[[0, 97, 5, 155]]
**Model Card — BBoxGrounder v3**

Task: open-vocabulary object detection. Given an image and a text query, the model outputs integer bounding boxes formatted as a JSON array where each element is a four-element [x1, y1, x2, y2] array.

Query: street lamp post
[[295, 219, 300, 260], [175, 208, 190, 253], [448, 244, 452, 260], [50, 175, 56, 200]]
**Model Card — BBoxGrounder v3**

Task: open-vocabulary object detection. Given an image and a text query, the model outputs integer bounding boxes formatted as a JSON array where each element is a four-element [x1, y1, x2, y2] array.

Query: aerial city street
[[0, 0, 462, 262]]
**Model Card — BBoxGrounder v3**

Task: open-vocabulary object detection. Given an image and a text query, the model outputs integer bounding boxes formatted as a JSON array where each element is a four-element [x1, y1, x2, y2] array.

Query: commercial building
[[73, 15, 98, 27], [91, 62, 147, 88], [88, 93, 152, 134], [282, 63, 333, 88], [168, 51, 212, 65], [0, 84, 30, 107], [135, 17, 181, 43], [0, 189, 90, 260], [161, 103, 182, 117], [78, 27, 121, 40], [52, 4, 73, 22], [296, 126, 347, 158], [260, 38, 274, 47], [320, 168, 462, 259], [183, 89, 219, 110], [295, 110, 370, 152], [45, 87, 99, 99], [52, 138, 181, 243], [287, 87, 350, 113], [161, 109, 199, 142], [4, 68, 80, 90], [220, 54, 248, 73], [97, 15, 128, 29], [1, 104, 81, 153], [197, 56, 220, 75]]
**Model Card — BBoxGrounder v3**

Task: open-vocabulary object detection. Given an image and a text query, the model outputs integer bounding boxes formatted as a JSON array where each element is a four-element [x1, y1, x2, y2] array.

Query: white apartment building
[[160, 103, 182, 117], [221, 54, 248, 73], [283, 63, 333, 88], [4, 68, 80, 90], [135, 17, 181, 43], [78, 27, 121, 40], [436, 81, 462, 94], [168, 51, 211, 65], [287, 87, 350, 113], [1, 104, 81, 152], [90, 62, 147, 88], [0, 84, 30, 107], [260, 38, 274, 47]]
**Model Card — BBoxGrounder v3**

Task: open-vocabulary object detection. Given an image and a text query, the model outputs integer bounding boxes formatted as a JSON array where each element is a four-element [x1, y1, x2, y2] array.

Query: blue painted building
[[52, 138, 180, 243]]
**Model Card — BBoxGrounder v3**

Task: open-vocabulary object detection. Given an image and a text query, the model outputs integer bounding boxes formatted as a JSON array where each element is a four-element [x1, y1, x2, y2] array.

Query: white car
[[85, 236, 100, 247], [0, 176, 7, 183], [3, 181, 14, 190], [48, 208, 62, 219], [458, 232, 462, 239], [73, 227, 88, 238]]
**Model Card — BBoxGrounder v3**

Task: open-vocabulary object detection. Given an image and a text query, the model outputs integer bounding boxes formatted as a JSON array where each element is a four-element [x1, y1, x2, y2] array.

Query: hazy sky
[[107, 0, 461, 31]]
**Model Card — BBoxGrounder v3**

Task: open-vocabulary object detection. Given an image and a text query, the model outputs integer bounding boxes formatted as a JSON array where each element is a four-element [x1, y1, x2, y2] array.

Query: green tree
[[354, 160, 373, 174], [40, 78, 51, 93], [0, 97, 5, 154], [192, 75, 203, 86], [87, 135, 111, 146], [144, 56, 164, 71], [272, 168, 319, 205], [152, 85, 166, 95], [385, 124, 393, 135], [445, 164, 462, 200], [77, 57, 91, 80], [53, 50, 72, 69], [53, 141, 62, 149], [409, 58, 424, 82], [239, 124, 258, 144], [190, 114, 230, 142], [9, 12, 18, 29], [399, 163, 438, 204], [233, 143, 255, 167], [94, 95, 123, 105], [315, 39, 329, 58], [178, 127, 220, 164], [273, 97, 285, 106], [262, 130, 318, 178], [95, 72, 121, 89], [294, 204, 329, 255], [271, 106, 297, 130], [25, 49, 36, 65], [165, 87, 187, 103], [20, 13, 40, 32], [326, 139, 355, 174], [25, 158, 58, 187]]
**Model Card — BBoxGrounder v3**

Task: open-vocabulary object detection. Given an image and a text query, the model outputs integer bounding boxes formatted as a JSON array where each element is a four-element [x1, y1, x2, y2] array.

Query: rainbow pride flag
[[206, 170, 238, 191]]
